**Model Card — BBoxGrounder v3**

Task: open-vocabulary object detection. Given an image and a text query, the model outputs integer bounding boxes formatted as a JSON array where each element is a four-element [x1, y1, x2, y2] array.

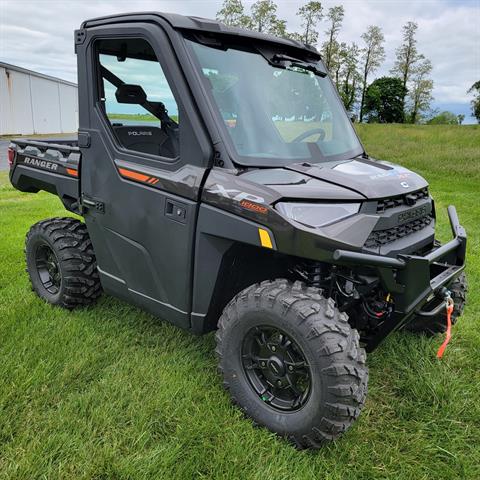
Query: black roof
[[81, 11, 319, 58]]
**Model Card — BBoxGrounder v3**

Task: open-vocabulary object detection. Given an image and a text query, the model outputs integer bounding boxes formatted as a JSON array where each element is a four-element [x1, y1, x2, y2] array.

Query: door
[[79, 25, 211, 328]]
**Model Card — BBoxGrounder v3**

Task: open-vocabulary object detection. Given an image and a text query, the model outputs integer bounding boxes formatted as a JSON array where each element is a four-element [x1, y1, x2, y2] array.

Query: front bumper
[[332, 206, 466, 351]]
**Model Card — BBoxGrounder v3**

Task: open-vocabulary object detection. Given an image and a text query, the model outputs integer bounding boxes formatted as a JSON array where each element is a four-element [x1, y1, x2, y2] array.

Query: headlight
[[275, 202, 361, 228]]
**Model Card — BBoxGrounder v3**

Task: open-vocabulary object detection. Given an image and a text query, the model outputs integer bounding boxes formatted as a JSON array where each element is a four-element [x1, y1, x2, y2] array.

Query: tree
[[330, 41, 345, 87], [359, 25, 385, 122], [407, 59, 433, 123], [427, 111, 460, 125], [467, 81, 480, 123], [270, 18, 287, 37], [337, 43, 361, 112], [322, 6, 345, 71], [457, 114, 465, 125], [363, 77, 407, 123], [216, 0, 252, 28], [285, 31, 304, 42], [250, 0, 286, 35], [296, 1, 323, 45], [391, 21, 424, 114]]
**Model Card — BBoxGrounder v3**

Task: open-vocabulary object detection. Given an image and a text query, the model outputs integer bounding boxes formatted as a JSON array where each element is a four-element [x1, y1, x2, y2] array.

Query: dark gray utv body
[[8, 11, 467, 450]]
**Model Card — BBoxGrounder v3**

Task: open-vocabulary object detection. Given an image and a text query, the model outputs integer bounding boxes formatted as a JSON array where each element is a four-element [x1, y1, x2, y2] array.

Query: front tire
[[25, 217, 102, 309], [215, 279, 368, 449]]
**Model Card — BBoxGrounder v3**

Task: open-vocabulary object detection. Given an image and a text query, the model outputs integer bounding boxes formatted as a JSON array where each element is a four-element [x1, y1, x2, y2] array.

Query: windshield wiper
[[271, 54, 327, 77], [290, 62, 327, 77], [271, 53, 302, 63]]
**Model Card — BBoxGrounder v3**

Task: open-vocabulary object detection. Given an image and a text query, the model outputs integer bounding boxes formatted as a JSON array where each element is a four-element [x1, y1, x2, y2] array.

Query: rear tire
[[406, 272, 467, 335], [25, 217, 102, 309], [215, 279, 368, 449]]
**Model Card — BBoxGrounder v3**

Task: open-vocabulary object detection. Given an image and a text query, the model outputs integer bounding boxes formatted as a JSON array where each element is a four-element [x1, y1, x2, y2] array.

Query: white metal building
[[0, 62, 78, 135]]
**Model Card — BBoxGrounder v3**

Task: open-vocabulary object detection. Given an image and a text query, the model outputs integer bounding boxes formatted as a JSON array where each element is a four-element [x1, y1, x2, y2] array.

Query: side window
[[96, 38, 179, 159]]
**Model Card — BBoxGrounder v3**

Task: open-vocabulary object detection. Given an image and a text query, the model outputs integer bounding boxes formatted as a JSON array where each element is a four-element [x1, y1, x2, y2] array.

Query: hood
[[283, 157, 428, 200], [239, 168, 364, 201], [239, 157, 428, 201]]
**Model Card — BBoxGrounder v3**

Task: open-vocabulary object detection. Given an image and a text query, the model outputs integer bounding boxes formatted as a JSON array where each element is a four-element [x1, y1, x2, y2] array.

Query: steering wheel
[[291, 128, 326, 143]]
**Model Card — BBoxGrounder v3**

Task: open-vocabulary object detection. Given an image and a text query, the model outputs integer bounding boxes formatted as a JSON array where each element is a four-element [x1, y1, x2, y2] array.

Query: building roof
[[0, 61, 77, 87]]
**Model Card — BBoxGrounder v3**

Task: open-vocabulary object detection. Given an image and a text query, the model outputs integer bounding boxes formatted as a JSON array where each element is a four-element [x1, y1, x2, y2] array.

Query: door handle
[[165, 199, 187, 224]]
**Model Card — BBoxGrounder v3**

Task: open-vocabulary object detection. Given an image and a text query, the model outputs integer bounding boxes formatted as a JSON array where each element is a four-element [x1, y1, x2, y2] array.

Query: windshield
[[187, 39, 363, 167]]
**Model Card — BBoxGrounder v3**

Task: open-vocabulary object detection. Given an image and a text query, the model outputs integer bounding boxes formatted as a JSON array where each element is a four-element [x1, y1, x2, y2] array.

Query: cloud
[[0, 0, 479, 110]]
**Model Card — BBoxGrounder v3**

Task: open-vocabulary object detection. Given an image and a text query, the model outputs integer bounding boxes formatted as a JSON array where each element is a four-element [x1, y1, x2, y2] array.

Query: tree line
[[217, 0, 479, 124]]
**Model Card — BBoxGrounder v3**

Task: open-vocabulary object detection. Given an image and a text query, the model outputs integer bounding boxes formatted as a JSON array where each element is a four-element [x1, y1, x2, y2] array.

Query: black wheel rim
[[241, 326, 311, 411], [35, 243, 62, 295]]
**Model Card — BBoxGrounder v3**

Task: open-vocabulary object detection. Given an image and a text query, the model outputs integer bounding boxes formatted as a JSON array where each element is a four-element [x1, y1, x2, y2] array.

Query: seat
[[113, 125, 176, 158]]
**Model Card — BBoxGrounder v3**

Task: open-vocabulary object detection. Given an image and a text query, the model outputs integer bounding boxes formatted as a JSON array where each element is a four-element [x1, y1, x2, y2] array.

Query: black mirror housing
[[115, 84, 147, 104]]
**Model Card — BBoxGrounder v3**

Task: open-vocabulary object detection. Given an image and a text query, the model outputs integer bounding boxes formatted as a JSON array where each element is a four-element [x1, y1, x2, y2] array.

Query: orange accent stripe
[[66, 168, 78, 177], [118, 168, 150, 183], [151, 179, 159, 185]]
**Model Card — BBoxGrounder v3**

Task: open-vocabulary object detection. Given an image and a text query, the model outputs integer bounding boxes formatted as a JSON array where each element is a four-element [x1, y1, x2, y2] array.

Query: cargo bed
[[9, 136, 81, 214]]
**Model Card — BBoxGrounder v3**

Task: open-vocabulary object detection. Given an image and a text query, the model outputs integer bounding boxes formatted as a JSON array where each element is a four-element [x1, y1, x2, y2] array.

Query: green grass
[[106, 113, 179, 123], [107, 113, 158, 121], [0, 125, 479, 479]]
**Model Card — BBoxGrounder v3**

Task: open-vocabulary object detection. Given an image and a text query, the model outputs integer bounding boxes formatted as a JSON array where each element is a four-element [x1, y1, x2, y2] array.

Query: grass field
[[106, 113, 179, 123], [0, 125, 479, 479]]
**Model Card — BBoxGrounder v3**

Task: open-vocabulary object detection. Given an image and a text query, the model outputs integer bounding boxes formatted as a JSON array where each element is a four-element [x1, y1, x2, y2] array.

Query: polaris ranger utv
[[8, 12, 467, 449]]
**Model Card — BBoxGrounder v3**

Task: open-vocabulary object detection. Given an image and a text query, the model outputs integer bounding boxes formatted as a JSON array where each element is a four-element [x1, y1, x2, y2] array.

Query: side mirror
[[117, 43, 127, 62], [115, 84, 147, 105]]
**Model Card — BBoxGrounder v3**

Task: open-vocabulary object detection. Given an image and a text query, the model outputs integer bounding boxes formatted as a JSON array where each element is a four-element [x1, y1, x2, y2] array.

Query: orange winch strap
[[437, 302, 454, 359]]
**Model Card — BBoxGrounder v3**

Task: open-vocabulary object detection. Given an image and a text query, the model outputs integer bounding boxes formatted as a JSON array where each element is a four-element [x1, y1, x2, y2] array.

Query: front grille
[[365, 214, 433, 248], [376, 187, 429, 213]]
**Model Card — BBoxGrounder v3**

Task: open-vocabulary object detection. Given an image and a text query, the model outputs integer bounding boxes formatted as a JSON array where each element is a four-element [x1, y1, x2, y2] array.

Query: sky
[[0, 0, 479, 122]]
